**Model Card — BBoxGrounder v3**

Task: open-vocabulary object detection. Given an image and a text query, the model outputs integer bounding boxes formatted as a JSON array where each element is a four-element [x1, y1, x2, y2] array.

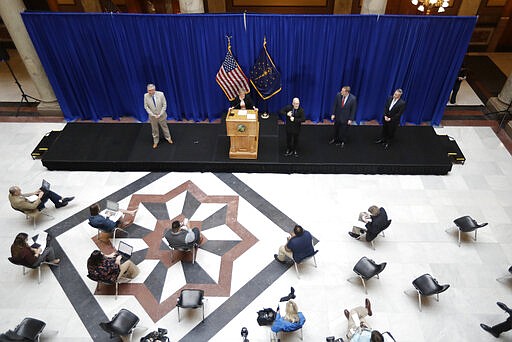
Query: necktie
[[342, 96, 346, 107], [152, 95, 156, 107]]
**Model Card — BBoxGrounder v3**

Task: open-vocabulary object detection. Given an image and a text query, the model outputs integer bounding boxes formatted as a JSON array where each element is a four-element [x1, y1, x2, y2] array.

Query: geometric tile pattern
[[92, 180, 258, 322]]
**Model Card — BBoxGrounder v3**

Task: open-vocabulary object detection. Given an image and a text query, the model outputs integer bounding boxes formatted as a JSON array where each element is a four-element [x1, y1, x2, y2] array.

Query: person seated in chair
[[480, 301, 512, 338], [88, 203, 137, 237], [87, 250, 139, 283], [349, 205, 388, 242], [164, 219, 202, 250], [271, 300, 306, 335], [274, 225, 314, 264], [344, 298, 383, 342], [8, 185, 74, 215], [10, 232, 60, 267]]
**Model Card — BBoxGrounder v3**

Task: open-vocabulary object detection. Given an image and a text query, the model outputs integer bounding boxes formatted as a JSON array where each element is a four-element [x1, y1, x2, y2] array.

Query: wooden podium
[[226, 108, 259, 159]]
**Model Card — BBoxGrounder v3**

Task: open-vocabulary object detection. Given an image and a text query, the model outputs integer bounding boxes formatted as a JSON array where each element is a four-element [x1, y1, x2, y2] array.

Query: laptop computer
[[41, 179, 50, 191], [100, 200, 122, 222], [117, 240, 133, 263]]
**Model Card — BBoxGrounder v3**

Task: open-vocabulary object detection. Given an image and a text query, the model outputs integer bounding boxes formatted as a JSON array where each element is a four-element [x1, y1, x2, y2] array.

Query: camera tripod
[[1, 59, 41, 116]]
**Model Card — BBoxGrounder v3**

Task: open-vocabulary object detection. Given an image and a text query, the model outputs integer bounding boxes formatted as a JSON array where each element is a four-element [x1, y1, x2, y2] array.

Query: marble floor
[[0, 122, 512, 342], [1, 51, 512, 341]]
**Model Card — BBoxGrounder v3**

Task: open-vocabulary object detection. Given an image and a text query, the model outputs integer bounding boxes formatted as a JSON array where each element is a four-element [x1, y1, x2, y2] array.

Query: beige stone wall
[[458, 0, 481, 15], [334, 0, 353, 14]]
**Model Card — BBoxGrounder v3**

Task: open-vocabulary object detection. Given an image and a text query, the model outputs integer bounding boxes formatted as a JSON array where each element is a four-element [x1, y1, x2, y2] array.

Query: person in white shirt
[[375, 89, 406, 150]]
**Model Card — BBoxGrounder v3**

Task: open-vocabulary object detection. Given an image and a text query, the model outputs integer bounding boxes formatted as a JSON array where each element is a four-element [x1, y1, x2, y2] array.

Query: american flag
[[216, 47, 250, 101]]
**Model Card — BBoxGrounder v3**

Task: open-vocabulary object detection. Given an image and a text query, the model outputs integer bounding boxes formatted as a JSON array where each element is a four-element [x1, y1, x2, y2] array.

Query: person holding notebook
[[8, 184, 74, 215], [10, 232, 60, 267], [88, 203, 137, 237], [87, 250, 139, 283]]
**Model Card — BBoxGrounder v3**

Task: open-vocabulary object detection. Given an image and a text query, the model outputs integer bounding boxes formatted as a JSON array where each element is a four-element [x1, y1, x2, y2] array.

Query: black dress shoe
[[274, 254, 286, 264], [374, 139, 384, 144], [55, 201, 68, 209], [348, 232, 360, 239], [62, 196, 75, 203], [293, 151, 299, 157], [480, 323, 499, 337], [284, 149, 292, 156], [341, 142, 345, 148], [497, 302, 512, 314], [383, 143, 389, 150], [328, 139, 336, 145]]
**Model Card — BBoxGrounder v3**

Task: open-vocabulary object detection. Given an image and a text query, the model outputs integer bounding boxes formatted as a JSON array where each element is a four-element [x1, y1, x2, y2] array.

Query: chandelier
[[411, 0, 450, 14]]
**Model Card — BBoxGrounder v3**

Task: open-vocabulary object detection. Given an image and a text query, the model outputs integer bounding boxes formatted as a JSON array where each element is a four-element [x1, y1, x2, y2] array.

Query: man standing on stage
[[329, 86, 357, 148], [375, 89, 406, 150], [144, 83, 174, 149], [280, 97, 305, 157]]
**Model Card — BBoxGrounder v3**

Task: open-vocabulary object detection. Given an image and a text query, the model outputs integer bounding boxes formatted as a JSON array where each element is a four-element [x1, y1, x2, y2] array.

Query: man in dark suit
[[230, 89, 255, 110], [329, 86, 357, 148], [450, 67, 468, 104], [280, 97, 305, 157], [375, 89, 406, 150]]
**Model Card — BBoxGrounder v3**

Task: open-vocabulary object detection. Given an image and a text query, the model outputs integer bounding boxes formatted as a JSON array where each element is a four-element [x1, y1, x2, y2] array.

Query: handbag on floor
[[257, 308, 276, 326]]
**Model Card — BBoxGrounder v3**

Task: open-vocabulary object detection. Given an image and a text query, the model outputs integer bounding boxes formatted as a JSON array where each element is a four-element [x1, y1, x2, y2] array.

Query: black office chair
[[496, 265, 512, 282], [447, 215, 488, 247], [176, 289, 205, 322], [0, 317, 46, 342], [11, 205, 53, 230], [169, 243, 197, 264], [99, 309, 139, 342], [369, 219, 392, 250], [88, 222, 122, 246], [348, 256, 387, 294], [8, 257, 59, 285], [292, 249, 318, 279], [410, 273, 450, 311], [87, 273, 130, 300]]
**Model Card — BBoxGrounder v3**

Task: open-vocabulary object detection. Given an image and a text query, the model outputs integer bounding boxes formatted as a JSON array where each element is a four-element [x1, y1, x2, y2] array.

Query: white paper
[[237, 110, 247, 116]]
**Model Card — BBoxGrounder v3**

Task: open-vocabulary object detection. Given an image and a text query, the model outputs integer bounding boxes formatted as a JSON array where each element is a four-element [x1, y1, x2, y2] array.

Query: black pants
[[381, 121, 399, 143], [286, 132, 299, 151], [332, 121, 349, 143], [37, 188, 62, 210], [450, 80, 462, 103], [490, 316, 512, 335]]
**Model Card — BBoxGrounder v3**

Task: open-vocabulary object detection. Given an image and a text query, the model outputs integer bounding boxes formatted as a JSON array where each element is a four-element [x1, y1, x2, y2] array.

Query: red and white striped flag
[[216, 45, 250, 101]]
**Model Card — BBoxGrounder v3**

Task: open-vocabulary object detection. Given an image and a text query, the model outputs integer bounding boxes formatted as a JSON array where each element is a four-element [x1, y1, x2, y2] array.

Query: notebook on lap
[[117, 240, 133, 263]]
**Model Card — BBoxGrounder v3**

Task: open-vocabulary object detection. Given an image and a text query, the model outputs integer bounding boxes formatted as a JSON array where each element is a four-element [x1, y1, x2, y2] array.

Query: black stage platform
[[41, 118, 452, 174]]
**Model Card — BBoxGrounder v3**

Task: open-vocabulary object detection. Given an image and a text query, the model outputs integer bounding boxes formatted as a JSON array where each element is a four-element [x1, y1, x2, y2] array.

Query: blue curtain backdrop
[[21, 13, 476, 125]]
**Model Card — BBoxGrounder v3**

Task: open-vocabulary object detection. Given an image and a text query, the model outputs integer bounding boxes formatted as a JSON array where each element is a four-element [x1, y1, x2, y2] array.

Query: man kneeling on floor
[[165, 219, 203, 250]]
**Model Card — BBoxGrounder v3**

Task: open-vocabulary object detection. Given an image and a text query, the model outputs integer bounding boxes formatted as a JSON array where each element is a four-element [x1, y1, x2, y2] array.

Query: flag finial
[[225, 35, 232, 50]]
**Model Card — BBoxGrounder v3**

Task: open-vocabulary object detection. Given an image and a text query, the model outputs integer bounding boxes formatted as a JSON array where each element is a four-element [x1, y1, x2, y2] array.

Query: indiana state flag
[[250, 38, 282, 100]]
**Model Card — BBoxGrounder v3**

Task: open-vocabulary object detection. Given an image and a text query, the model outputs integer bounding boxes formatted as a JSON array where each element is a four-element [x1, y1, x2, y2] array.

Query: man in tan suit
[[144, 84, 174, 148], [9, 185, 74, 214]]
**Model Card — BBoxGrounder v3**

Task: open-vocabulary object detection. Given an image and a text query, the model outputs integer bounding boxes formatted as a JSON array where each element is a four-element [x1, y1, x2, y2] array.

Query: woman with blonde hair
[[271, 300, 306, 334]]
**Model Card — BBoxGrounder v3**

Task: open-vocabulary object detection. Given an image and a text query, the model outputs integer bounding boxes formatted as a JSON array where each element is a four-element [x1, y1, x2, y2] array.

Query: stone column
[[0, 0, 57, 103], [487, 72, 512, 113], [361, 0, 388, 14], [179, 0, 204, 13]]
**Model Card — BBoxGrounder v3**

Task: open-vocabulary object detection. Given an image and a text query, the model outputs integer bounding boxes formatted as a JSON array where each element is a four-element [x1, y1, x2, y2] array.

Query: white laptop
[[100, 200, 122, 222], [117, 241, 133, 262]]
